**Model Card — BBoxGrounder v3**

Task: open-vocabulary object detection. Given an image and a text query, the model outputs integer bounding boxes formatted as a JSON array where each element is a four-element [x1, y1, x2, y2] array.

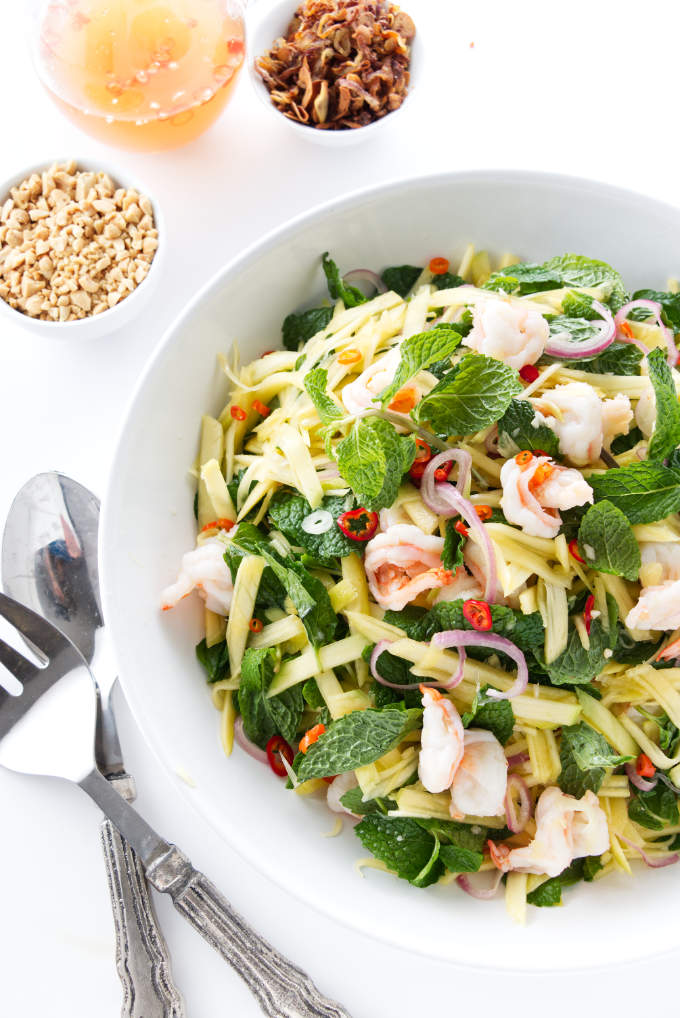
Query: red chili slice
[[583, 594, 595, 635], [414, 437, 431, 464], [636, 752, 655, 778], [266, 735, 294, 777], [454, 520, 469, 537], [569, 539, 586, 564], [230, 405, 247, 421], [337, 507, 378, 541], [519, 364, 539, 383], [434, 462, 454, 482], [463, 599, 493, 631], [299, 723, 326, 755]]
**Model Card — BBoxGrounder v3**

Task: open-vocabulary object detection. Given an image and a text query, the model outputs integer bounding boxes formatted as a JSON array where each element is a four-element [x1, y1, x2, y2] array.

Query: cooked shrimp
[[500, 455, 594, 539], [494, 787, 609, 878], [341, 347, 401, 415], [418, 686, 465, 794], [626, 542, 680, 632], [635, 382, 656, 439], [531, 383, 632, 465], [327, 771, 359, 815], [434, 565, 483, 604], [464, 298, 549, 370], [160, 537, 234, 615], [364, 524, 453, 610], [450, 729, 508, 819]]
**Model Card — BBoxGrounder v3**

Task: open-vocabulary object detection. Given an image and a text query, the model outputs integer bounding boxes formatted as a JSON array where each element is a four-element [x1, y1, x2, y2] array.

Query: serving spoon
[[2, 472, 184, 1017]]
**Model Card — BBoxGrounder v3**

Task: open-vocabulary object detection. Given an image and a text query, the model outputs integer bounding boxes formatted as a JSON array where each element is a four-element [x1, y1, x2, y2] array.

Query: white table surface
[[2, 0, 679, 1013]]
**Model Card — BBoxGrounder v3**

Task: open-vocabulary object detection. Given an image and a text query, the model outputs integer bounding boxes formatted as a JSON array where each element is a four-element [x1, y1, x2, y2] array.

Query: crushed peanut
[[0, 161, 159, 322]]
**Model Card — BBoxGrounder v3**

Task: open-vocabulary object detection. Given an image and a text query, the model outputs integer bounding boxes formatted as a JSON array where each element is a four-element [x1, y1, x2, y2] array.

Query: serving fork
[[0, 592, 350, 1018]]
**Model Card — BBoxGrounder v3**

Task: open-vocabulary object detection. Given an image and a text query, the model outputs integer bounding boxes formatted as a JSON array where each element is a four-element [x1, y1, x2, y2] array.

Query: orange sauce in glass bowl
[[35, 0, 245, 151]]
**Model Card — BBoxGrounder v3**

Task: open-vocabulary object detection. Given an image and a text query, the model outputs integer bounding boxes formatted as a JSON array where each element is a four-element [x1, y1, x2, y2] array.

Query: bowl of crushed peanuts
[[250, 0, 420, 146], [0, 158, 163, 339]]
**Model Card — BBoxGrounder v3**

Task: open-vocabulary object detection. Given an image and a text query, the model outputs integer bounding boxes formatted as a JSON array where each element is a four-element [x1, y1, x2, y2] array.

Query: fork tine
[[0, 637, 41, 685], [0, 592, 64, 657]]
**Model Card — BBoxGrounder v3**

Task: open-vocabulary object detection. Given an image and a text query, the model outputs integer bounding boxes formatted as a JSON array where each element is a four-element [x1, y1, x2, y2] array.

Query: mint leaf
[[590, 462, 680, 524], [577, 500, 641, 581], [461, 685, 515, 745], [632, 289, 680, 331], [381, 264, 421, 297], [536, 618, 613, 687], [239, 648, 304, 749], [340, 788, 395, 815], [415, 817, 487, 853], [419, 599, 544, 655], [628, 785, 679, 831], [296, 707, 423, 780], [432, 272, 465, 291], [547, 316, 601, 346], [497, 398, 560, 458], [367, 644, 421, 709], [355, 815, 443, 886], [303, 367, 344, 425], [571, 341, 643, 376], [268, 491, 356, 560], [282, 306, 333, 351], [415, 353, 522, 437], [322, 252, 367, 308], [637, 708, 680, 754], [195, 638, 229, 683], [527, 860, 585, 907], [441, 519, 465, 571], [611, 629, 662, 665], [379, 327, 462, 404], [485, 254, 628, 311], [336, 416, 415, 512], [558, 722, 631, 798], [647, 347, 680, 462]]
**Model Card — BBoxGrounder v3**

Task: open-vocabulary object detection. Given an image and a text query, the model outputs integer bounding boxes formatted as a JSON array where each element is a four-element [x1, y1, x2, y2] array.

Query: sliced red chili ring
[[252, 399, 270, 417], [475, 504, 493, 521], [519, 364, 539, 383], [583, 594, 595, 635], [636, 752, 655, 778], [414, 437, 431, 464], [337, 507, 378, 541], [230, 405, 247, 421], [434, 462, 454, 482], [249, 617, 263, 633], [463, 598, 493, 631], [266, 735, 294, 777], [200, 517, 234, 533], [514, 450, 533, 467], [299, 723, 326, 754], [569, 539, 586, 564], [454, 520, 469, 537], [429, 256, 450, 275]]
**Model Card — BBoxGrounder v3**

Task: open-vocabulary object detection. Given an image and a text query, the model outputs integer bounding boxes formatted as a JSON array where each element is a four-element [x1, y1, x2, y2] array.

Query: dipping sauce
[[35, 0, 245, 150]]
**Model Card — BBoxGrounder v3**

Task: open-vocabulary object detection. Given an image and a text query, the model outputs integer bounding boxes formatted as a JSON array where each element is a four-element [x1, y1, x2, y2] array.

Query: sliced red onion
[[625, 761, 658, 792], [301, 509, 333, 535], [618, 835, 679, 869], [615, 299, 678, 366], [343, 269, 388, 295], [420, 470, 498, 603], [506, 751, 530, 767], [456, 869, 503, 899], [422, 448, 472, 503], [370, 638, 466, 691], [431, 631, 528, 700], [484, 425, 500, 458], [234, 716, 268, 764], [504, 773, 532, 833], [545, 299, 616, 359]]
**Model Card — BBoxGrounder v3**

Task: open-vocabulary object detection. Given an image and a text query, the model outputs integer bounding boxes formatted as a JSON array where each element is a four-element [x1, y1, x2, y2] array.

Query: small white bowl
[[0, 157, 164, 341], [248, 0, 422, 147]]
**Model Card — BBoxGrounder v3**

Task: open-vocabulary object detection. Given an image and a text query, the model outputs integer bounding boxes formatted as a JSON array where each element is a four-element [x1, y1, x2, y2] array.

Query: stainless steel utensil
[[0, 592, 350, 1018], [2, 472, 183, 1018]]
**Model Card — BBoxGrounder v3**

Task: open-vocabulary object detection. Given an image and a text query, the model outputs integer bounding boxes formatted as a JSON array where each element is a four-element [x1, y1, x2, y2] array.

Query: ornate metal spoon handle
[[147, 847, 351, 1018], [101, 775, 185, 1018]]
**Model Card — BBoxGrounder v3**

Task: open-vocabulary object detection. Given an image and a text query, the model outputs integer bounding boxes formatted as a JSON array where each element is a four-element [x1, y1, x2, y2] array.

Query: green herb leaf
[[379, 327, 462, 405], [282, 306, 333, 351], [340, 787, 395, 816], [558, 722, 632, 798], [420, 599, 544, 656], [238, 647, 304, 749], [381, 264, 422, 297], [526, 860, 585, 907], [303, 367, 345, 425], [336, 416, 415, 512], [571, 342, 643, 377], [611, 628, 662, 665], [536, 618, 613, 687], [367, 644, 421, 709], [497, 398, 560, 458], [195, 638, 230, 683], [441, 519, 465, 572], [355, 815, 443, 886], [647, 347, 680, 462], [632, 289, 680, 331], [628, 785, 679, 831], [577, 500, 641, 581], [268, 491, 356, 560], [589, 462, 680, 524], [461, 685, 515, 745], [415, 353, 522, 438], [484, 254, 629, 311], [432, 272, 465, 291], [547, 316, 601, 347], [295, 707, 422, 781], [322, 252, 367, 308], [636, 708, 680, 754]]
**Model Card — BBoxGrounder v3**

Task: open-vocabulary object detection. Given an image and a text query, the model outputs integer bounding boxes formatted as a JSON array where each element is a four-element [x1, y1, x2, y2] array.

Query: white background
[[1, 0, 679, 1014]]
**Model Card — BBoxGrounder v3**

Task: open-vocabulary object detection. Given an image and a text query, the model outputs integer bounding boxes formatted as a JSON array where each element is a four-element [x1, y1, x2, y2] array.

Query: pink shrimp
[[341, 347, 401, 415], [531, 383, 632, 465], [464, 299, 549, 370], [160, 537, 233, 615], [626, 542, 680, 632], [450, 729, 508, 819], [418, 686, 465, 793], [500, 455, 594, 539], [364, 523, 453, 610]]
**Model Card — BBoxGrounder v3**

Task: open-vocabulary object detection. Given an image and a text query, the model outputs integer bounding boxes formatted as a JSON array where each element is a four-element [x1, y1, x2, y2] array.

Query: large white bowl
[[101, 171, 680, 971]]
